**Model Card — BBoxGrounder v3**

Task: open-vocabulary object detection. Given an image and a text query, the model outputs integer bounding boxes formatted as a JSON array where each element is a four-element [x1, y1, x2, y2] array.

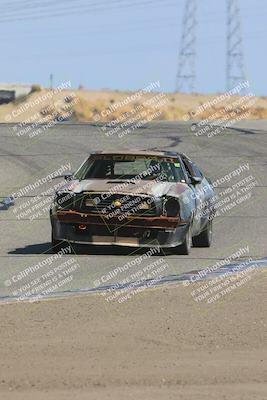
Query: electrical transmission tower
[[226, 0, 246, 91], [176, 0, 197, 93]]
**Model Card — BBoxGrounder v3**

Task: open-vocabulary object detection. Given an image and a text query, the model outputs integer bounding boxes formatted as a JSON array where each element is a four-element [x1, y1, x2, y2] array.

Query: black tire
[[51, 232, 68, 253], [174, 226, 192, 255], [192, 219, 213, 247]]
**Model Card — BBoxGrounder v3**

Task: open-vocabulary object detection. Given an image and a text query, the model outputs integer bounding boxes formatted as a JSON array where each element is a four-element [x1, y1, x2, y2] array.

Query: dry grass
[[0, 89, 266, 123]]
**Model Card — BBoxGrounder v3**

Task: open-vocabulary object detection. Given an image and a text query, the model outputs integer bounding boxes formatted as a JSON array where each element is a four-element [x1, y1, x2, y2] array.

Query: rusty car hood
[[63, 179, 189, 198]]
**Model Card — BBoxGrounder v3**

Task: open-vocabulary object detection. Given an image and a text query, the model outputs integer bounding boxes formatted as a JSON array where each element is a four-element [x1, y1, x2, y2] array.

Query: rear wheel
[[51, 232, 69, 253], [192, 219, 213, 247]]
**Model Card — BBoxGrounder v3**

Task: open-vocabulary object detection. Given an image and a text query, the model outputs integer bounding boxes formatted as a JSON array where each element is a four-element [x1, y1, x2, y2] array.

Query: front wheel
[[192, 220, 213, 247], [174, 226, 192, 255]]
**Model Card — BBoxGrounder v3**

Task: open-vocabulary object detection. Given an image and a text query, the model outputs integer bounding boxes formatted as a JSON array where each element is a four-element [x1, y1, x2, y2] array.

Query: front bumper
[[51, 210, 189, 248]]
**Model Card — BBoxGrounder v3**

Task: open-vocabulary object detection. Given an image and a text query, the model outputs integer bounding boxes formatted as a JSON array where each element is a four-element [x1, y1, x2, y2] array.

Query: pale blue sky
[[0, 0, 266, 94]]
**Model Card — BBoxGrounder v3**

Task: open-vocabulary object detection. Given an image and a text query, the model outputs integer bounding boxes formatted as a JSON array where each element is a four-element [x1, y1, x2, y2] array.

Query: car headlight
[[139, 201, 151, 210], [85, 198, 99, 207], [164, 197, 180, 217]]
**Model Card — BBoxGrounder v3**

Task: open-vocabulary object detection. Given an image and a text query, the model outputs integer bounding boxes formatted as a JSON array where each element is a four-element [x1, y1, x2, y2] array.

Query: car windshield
[[74, 155, 185, 183]]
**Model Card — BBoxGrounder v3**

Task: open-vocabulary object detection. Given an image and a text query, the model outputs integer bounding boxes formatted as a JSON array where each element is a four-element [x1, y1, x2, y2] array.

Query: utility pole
[[226, 0, 246, 91], [175, 0, 197, 93], [50, 73, 54, 90]]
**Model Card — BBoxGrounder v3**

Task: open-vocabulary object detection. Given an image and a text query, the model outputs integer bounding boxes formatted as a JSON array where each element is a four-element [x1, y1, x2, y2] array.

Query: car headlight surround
[[55, 192, 75, 210], [163, 197, 180, 217]]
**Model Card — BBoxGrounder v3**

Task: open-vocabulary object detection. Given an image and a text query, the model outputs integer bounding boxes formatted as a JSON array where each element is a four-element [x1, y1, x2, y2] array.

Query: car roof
[[92, 150, 181, 158]]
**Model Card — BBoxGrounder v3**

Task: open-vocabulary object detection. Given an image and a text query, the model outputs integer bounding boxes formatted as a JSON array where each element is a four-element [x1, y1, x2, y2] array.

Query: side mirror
[[190, 176, 202, 185], [52, 172, 74, 181], [64, 172, 74, 181]]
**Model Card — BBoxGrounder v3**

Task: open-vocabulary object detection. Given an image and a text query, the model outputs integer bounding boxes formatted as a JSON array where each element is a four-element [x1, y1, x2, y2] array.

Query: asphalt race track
[[0, 121, 266, 301]]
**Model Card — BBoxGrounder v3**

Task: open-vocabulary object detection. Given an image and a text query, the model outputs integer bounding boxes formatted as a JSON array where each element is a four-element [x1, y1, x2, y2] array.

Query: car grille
[[77, 192, 157, 217]]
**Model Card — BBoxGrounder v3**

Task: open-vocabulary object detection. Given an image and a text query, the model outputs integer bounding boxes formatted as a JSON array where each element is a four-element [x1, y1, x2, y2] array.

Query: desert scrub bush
[[72, 97, 95, 121], [160, 106, 186, 121], [250, 107, 267, 119], [40, 105, 56, 117], [30, 84, 42, 93], [64, 95, 75, 104]]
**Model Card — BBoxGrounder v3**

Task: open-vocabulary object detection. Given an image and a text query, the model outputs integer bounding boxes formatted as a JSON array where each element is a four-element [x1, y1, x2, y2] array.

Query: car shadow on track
[[9, 242, 54, 255], [72, 244, 169, 256], [8, 242, 167, 256]]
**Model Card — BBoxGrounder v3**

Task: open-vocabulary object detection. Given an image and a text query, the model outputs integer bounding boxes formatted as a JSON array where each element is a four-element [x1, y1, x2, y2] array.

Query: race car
[[50, 150, 216, 254]]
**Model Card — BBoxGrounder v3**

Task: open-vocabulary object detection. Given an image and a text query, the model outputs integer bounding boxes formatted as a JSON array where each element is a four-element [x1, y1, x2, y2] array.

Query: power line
[[0, 0, 79, 11], [0, 0, 124, 14], [0, 0, 176, 23]]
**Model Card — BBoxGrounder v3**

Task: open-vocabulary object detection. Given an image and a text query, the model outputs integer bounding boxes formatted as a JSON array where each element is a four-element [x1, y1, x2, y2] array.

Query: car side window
[[178, 159, 191, 182], [182, 156, 203, 179], [181, 158, 193, 178], [191, 162, 203, 178]]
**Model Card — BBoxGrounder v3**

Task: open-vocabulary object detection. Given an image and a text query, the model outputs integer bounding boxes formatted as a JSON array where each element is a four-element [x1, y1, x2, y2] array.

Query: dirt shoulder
[[0, 270, 266, 400]]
